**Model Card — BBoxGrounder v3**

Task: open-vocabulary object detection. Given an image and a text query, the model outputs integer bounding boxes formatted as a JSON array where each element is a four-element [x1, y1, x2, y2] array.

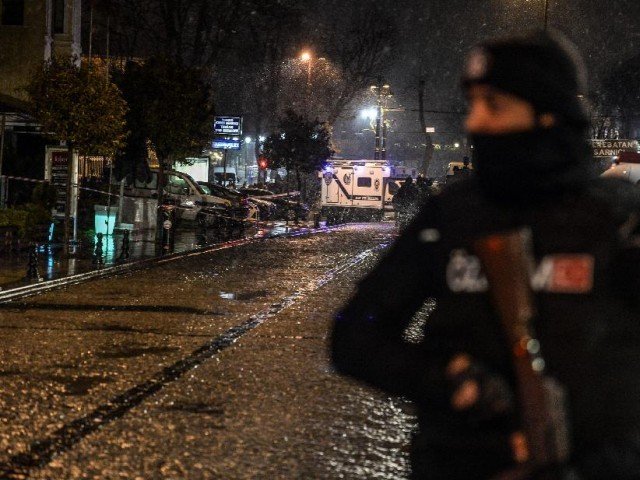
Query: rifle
[[473, 229, 570, 479]]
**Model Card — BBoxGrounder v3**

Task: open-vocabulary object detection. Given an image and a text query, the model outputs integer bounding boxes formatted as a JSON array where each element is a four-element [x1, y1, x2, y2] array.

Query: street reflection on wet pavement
[[0, 220, 317, 292], [0, 223, 420, 479]]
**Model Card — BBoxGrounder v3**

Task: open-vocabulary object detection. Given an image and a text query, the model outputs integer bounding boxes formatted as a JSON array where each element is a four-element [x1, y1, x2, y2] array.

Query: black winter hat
[[461, 30, 589, 127]]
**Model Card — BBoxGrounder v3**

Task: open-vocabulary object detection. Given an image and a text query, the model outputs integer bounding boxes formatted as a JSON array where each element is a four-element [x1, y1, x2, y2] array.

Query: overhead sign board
[[212, 137, 241, 150], [214, 116, 242, 136], [44, 146, 79, 241], [591, 139, 639, 158]]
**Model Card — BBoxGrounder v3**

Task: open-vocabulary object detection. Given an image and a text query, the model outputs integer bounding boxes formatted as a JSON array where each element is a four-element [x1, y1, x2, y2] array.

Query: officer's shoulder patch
[[531, 254, 595, 294]]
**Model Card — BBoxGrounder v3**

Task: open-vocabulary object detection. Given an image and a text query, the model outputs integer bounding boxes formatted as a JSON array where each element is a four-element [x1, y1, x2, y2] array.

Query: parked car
[[198, 182, 259, 221], [217, 186, 277, 220], [212, 167, 238, 187], [239, 188, 309, 221], [121, 169, 231, 226]]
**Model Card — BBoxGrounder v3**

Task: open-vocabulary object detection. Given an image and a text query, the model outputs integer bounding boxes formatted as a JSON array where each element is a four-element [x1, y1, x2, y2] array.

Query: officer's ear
[[537, 113, 556, 129]]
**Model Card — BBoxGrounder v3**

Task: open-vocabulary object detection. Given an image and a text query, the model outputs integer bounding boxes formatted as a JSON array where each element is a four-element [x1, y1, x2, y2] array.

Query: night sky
[[326, 0, 640, 167]]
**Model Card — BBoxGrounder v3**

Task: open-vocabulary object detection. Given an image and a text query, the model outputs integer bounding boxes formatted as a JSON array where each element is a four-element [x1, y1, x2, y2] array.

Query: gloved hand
[[446, 353, 515, 423]]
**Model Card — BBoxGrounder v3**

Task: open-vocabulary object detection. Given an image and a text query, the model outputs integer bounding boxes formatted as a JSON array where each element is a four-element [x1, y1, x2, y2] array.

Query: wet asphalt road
[[0, 223, 418, 479]]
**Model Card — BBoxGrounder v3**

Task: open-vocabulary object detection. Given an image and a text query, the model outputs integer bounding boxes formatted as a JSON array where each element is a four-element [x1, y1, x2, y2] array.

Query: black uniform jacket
[[331, 176, 640, 480]]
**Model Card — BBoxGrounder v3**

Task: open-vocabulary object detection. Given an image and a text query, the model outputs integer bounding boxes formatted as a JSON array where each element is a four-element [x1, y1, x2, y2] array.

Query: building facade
[[0, 0, 81, 102]]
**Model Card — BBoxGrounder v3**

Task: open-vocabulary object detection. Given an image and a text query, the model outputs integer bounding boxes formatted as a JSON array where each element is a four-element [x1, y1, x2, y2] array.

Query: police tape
[[0, 175, 119, 197], [1, 175, 306, 227]]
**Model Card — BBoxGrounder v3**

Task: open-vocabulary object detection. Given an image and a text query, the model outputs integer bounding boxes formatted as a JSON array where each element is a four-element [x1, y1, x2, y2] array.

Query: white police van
[[319, 159, 391, 224]]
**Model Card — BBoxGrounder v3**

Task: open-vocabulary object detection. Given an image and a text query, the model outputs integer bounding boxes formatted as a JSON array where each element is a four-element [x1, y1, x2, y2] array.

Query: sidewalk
[[0, 219, 318, 292]]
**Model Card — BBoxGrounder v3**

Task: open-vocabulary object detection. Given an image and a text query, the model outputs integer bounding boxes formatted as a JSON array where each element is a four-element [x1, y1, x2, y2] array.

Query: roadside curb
[[0, 224, 346, 304]]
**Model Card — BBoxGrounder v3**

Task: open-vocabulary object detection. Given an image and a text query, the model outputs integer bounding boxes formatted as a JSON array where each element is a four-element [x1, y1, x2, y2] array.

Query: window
[[1, 0, 24, 26], [52, 0, 65, 34], [165, 175, 189, 195], [357, 177, 372, 188]]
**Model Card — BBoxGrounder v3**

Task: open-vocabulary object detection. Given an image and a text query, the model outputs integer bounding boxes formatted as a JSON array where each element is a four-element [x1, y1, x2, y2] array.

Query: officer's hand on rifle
[[446, 354, 516, 423]]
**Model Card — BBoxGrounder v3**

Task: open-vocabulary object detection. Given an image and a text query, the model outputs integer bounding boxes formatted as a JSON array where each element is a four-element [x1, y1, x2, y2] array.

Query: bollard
[[160, 205, 176, 254], [314, 212, 321, 229], [93, 232, 104, 266], [26, 243, 41, 282], [119, 230, 130, 261]]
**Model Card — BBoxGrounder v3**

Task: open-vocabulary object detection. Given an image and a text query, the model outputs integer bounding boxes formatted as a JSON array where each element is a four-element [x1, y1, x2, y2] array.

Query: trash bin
[[94, 205, 118, 236]]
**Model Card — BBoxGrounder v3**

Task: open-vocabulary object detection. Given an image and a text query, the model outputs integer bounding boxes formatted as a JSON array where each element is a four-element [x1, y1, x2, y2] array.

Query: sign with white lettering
[[50, 151, 69, 216], [44, 147, 79, 241], [591, 139, 639, 158], [212, 137, 241, 150], [214, 116, 243, 135]]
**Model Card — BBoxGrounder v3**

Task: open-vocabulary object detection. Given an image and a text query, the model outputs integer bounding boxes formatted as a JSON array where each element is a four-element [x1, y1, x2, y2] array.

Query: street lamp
[[360, 108, 378, 122]]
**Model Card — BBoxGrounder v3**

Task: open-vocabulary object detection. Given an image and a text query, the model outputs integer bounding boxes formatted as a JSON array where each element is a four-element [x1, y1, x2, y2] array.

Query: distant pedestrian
[[392, 176, 419, 230], [415, 175, 431, 201]]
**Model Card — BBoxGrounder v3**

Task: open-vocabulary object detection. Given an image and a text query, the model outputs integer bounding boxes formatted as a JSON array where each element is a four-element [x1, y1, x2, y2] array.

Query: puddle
[[219, 290, 270, 301]]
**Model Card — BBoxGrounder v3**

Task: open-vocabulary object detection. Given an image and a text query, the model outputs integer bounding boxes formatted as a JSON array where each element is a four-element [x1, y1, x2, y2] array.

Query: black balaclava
[[461, 30, 594, 204]]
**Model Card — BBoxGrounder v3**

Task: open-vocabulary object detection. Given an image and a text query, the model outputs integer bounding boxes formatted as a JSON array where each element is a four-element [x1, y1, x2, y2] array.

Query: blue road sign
[[212, 137, 241, 150]]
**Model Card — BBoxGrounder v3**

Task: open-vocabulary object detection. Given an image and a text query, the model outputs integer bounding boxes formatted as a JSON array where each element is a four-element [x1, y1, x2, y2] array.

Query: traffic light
[[258, 156, 269, 170]]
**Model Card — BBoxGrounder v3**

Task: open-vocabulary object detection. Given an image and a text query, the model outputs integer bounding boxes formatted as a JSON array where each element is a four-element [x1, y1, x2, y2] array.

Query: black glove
[[446, 354, 515, 424]]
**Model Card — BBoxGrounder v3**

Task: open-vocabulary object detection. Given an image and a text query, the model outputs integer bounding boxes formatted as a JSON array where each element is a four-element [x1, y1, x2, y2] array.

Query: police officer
[[393, 176, 420, 230], [331, 30, 640, 480]]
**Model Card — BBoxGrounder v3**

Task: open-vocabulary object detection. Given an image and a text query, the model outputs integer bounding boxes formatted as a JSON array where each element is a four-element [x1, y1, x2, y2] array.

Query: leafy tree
[[26, 56, 127, 250], [113, 56, 214, 239], [113, 56, 214, 178], [91, 0, 247, 69], [262, 110, 333, 199]]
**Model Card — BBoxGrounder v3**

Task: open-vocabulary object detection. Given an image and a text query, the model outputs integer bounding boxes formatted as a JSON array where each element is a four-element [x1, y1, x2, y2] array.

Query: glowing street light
[[244, 136, 252, 144], [300, 51, 312, 62], [360, 108, 378, 121]]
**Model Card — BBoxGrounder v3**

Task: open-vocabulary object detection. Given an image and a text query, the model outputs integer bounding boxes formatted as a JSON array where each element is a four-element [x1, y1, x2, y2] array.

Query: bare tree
[[315, 1, 398, 124], [90, 0, 246, 69]]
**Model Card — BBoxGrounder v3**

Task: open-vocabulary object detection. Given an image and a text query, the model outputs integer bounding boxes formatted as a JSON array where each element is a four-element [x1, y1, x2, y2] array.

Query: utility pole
[[374, 77, 382, 160], [372, 78, 392, 160], [543, 0, 549, 30]]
